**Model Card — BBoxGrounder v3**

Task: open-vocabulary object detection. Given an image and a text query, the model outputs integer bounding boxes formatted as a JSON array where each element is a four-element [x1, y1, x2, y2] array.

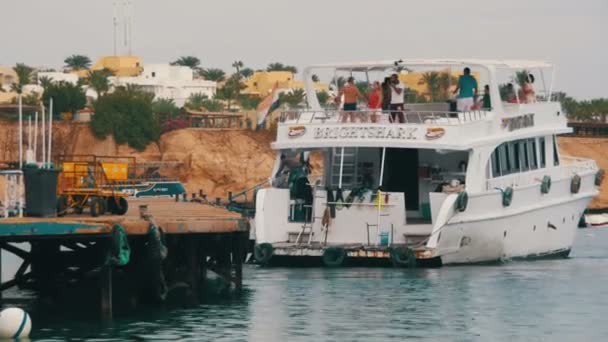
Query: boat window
[[553, 135, 560, 166], [490, 137, 544, 178], [528, 138, 538, 169], [539, 137, 546, 167], [508, 143, 520, 173], [499, 144, 509, 175], [520, 140, 530, 171], [492, 148, 501, 177]]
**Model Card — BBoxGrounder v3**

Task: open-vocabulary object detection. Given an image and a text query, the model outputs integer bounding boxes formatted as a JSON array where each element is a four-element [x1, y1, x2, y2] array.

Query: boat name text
[[502, 113, 534, 131], [313, 126, 418, 140]]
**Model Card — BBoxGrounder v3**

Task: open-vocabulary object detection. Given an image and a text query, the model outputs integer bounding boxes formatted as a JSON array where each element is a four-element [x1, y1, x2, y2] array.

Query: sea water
[[14, 229, 608, 341]]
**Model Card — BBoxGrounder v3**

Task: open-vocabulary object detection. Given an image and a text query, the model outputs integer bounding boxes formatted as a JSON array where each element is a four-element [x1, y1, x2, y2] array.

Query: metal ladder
[[331, 147, 357, 188], [295, 187, 323, 245]]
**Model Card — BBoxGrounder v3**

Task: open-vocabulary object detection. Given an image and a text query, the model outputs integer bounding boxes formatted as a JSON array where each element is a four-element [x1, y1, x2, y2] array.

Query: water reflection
[[18, 230, 608, 340]]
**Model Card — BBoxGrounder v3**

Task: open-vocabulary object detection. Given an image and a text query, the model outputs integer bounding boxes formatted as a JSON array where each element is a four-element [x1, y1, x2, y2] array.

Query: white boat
[[252, 59, 602, 267]]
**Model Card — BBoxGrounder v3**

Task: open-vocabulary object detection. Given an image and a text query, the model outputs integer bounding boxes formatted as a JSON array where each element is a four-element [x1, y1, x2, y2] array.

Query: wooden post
[[185, 238, 200, 304], [234, 233, 244, 293], [100, 264, 113, 320]]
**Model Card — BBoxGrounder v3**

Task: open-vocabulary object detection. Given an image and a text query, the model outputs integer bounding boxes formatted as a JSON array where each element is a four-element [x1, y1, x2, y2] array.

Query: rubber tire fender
[[389, 246, 416, 268], [541, 175, 552, 194], [456, 191, 468, 212], [571, 174, 581, 194], [322, 246, 346, 267], [502, 187, 513, 207], [254, 243, 274, 265]]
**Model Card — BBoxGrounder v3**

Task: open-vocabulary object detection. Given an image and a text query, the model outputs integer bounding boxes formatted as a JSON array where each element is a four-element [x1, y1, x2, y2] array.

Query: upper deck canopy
[[304, 59, 553, 72]]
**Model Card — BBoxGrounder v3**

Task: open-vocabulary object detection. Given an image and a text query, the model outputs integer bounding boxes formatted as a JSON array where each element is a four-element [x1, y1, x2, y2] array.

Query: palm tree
[[200, 68, 226, 82], [240, 67, 254, 79], [331, 76, 346, 89], [88, 68, 113, 97], [38, 76, 53, 89], [64, 54, 92, 71], [231, 61, 245, 106], [418, 71, 441, 101], [279, 89, 305, 108], [266, 62, 297, 74], [232, 60, 244, 78], [11, 63, 34, 94], [438, 72, 457, 100], [184, 93, 209, 110], [267, 62, 286, 72], [171, 56, 201, 72]]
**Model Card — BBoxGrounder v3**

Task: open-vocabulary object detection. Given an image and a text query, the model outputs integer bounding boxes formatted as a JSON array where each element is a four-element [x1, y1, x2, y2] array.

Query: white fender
[[425, 193, 458, 249]]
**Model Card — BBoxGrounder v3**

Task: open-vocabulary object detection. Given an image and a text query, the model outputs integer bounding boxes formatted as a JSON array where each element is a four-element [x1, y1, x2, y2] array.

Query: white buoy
[[0, 307, 31, 339]]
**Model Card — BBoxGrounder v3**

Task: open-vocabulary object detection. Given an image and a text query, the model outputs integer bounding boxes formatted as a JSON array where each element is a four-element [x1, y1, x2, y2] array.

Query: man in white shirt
[[389, 74, 405, 123]]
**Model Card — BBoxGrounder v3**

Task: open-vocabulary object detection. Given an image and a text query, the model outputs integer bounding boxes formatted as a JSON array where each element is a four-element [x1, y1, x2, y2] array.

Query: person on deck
[[453, 67, 478, 112], [367, 81, 383, 123], [482, 84, 492, 110], [389, 74, 405, 123], [336, 77, 365, 123], [522, 74, 536, 103], [381, 77, 392, 111], [505, 83, 518, 103]]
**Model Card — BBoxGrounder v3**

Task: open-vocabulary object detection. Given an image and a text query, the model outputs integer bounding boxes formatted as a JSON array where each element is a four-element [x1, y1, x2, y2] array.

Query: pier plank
[[0, 199, 245, 239]]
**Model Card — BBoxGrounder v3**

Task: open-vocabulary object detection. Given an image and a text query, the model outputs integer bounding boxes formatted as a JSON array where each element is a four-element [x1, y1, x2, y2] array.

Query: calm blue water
[[16, 229, 608, 341]]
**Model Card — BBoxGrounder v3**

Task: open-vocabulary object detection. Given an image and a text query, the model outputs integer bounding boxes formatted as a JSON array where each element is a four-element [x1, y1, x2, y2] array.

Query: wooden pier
[[0, 198, 248, 319]]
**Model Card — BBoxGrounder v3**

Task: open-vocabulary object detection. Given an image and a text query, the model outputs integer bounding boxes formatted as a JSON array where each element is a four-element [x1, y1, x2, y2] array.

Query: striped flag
[[257, 83, 282, 126]]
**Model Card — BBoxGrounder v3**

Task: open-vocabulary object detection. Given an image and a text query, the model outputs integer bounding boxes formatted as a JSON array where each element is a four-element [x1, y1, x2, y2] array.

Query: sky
[[2, 0, 607, 99]]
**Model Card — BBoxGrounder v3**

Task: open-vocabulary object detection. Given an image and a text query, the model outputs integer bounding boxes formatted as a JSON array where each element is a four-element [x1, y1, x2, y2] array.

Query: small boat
[[585, 214, 608, 228], [111, 179, 186, 198]]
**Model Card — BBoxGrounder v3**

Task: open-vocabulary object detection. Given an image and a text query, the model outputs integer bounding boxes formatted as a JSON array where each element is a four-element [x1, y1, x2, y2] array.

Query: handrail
[[279, 109, 488, 126]]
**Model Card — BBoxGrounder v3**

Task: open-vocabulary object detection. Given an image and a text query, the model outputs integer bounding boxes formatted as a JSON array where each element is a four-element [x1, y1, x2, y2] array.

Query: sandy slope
[[558, 137, 608, 209]]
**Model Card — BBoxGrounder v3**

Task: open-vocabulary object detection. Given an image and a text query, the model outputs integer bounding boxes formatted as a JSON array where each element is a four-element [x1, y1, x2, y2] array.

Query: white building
[[37, 72, 79, 85], [112, 64, 217, 107]]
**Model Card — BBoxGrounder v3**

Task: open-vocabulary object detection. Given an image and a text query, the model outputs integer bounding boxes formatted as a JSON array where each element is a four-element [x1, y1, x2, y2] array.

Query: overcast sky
[[3, 0, 606, 99]]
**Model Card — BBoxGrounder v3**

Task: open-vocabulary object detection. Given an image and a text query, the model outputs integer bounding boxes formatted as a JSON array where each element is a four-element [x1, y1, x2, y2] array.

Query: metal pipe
[[338, 147, 345, 189], [28, 115, 32, 151], [42, 104, 46, 168], [18, 94, 22, 168], [48, 98, 53, 166], [379, 147, 386, 186], [33, 112, 38, 162], [548, 66, 556, 102]]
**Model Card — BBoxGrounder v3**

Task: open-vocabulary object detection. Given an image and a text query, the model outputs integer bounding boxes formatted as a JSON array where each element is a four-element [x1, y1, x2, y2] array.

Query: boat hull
[[433, 197, 589, 265]]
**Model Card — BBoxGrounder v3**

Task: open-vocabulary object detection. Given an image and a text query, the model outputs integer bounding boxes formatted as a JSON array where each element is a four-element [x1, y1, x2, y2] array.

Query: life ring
[[502, 187, 513, 207], [541, 175, 552, 194], [571, 174, 581, 194], [322, 246, 346, 267], [389, 247, 416, 268], [456, 191, 468, 212], [254, 243, 274, 265], [596, 169, 605, 186]]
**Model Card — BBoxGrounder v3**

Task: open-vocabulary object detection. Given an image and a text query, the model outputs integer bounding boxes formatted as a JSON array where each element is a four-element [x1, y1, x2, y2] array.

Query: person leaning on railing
[[367, 81, 383, 123], [453, 67, 478, 112]]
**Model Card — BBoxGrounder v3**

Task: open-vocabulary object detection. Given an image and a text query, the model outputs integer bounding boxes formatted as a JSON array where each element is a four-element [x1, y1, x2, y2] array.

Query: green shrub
[[91, 88, 159, 151]]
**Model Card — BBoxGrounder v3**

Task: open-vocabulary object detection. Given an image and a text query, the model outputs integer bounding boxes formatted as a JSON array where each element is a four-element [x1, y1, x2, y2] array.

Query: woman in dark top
[[381, 77, 391, 111]]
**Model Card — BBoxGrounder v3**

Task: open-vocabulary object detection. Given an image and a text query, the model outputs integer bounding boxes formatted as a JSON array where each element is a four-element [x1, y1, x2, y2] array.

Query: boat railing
[[486, 156, 597, 190], [279, 109, 488, 126]]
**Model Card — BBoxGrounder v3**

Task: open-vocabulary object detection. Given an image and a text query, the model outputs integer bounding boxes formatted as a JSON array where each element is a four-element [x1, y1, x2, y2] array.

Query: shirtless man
[[336, 77, 365, 123]]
